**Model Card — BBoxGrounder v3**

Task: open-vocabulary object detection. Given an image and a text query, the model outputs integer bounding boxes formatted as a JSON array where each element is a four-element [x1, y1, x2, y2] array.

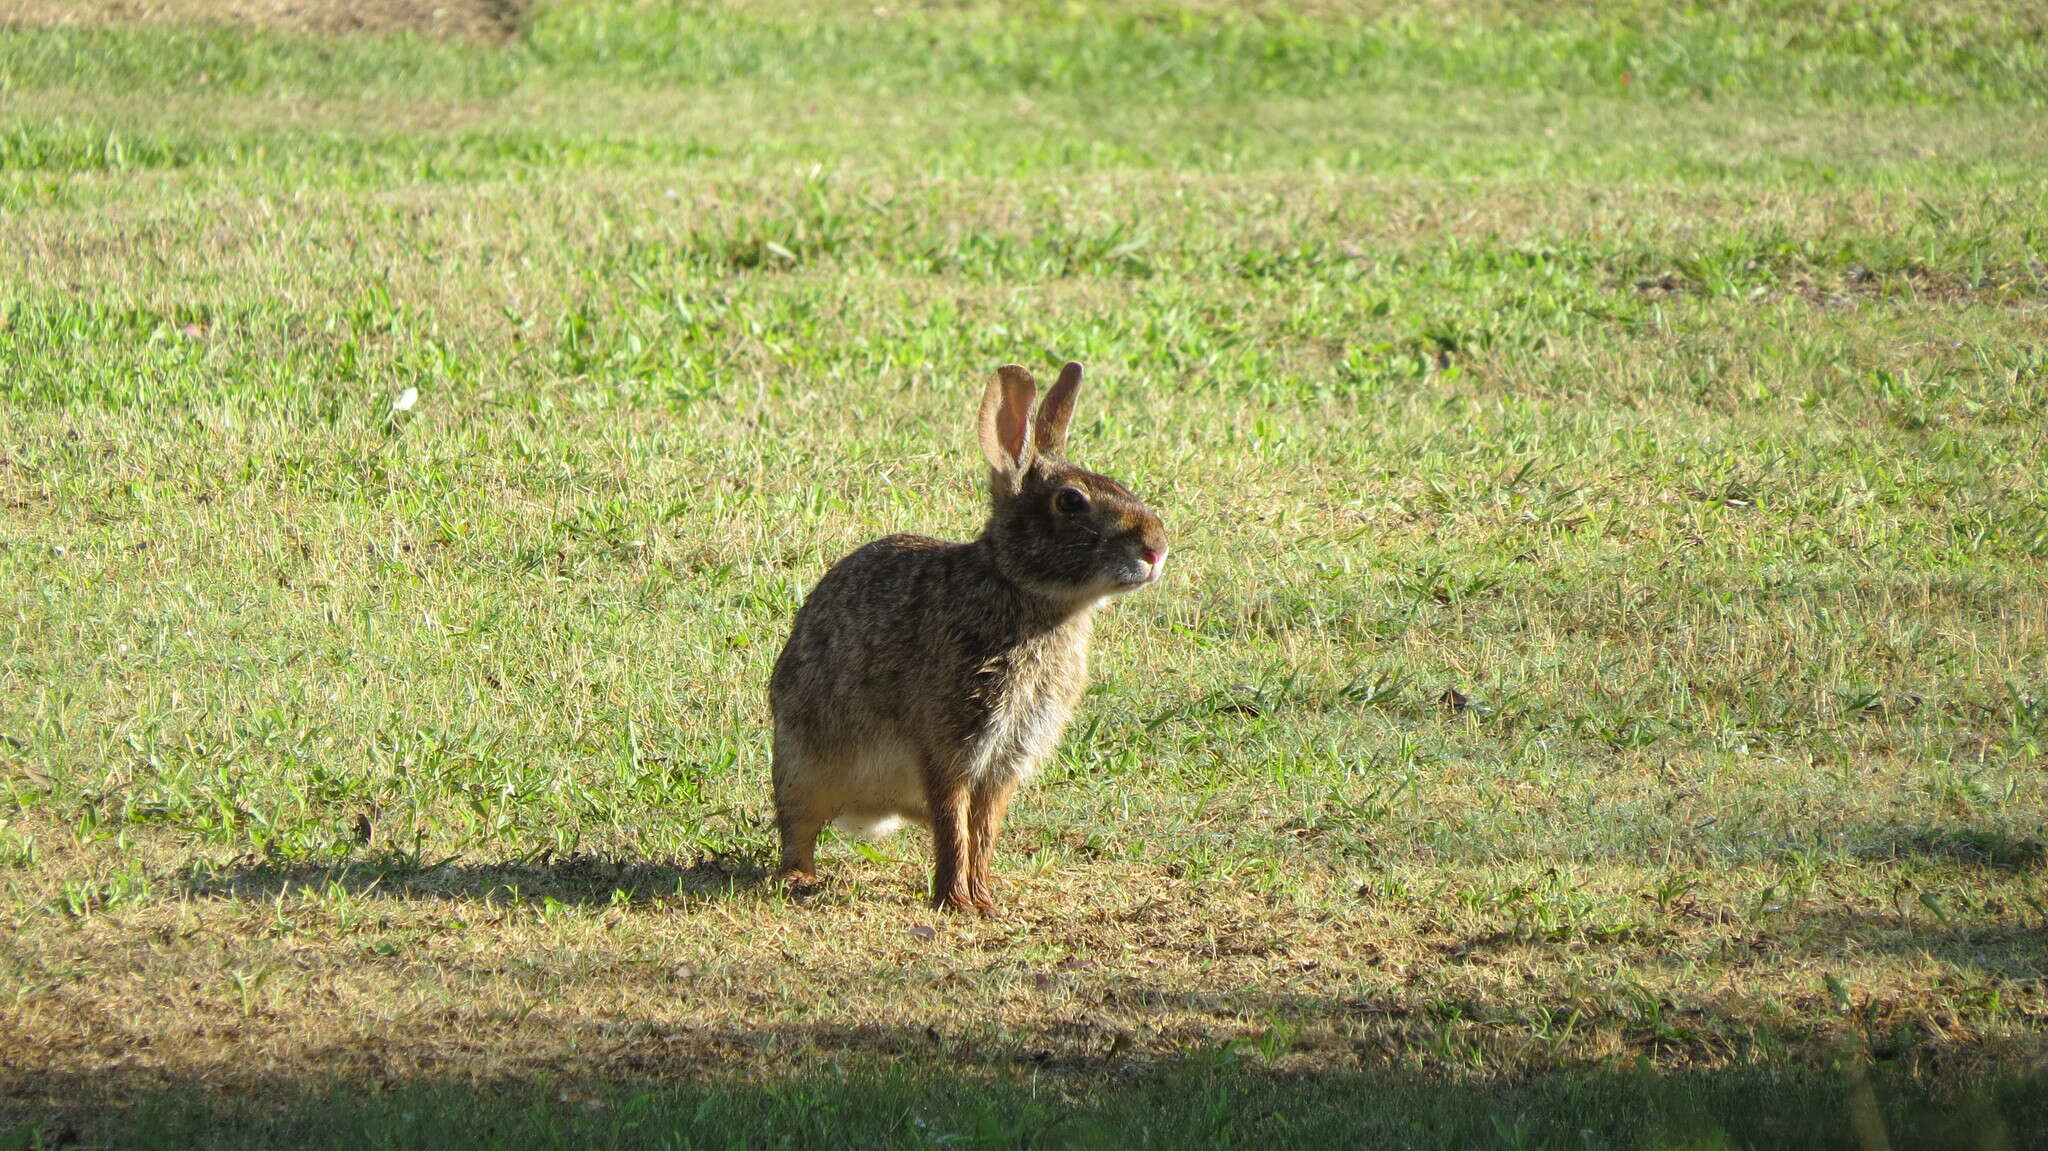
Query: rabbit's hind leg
[[773, 802, 830, 885], [770, 732, 832, 885]]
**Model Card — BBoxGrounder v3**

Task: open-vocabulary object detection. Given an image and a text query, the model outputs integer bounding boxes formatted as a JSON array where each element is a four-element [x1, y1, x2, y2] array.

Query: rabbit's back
[[771, 534, 970, 743]]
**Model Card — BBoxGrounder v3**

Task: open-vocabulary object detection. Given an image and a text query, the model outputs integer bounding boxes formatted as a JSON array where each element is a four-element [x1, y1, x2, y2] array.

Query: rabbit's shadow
[[183, 851, 772, 907]]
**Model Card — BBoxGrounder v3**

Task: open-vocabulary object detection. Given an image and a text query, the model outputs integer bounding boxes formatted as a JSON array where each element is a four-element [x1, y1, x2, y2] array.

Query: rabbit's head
[[978, 363, 1167, 603]]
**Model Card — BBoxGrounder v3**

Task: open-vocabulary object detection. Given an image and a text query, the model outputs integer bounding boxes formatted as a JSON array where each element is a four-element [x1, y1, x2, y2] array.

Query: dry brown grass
[[7, 793, 2046, 1130]]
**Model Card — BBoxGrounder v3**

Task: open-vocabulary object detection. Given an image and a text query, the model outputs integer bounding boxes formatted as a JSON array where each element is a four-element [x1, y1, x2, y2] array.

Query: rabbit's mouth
[[1108, 545, 1166, 591]]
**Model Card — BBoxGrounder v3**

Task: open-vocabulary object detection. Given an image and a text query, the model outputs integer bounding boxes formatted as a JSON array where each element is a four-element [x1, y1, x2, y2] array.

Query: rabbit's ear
[[1033, 361, 1083, 459], [980, 364, 1038, 480]]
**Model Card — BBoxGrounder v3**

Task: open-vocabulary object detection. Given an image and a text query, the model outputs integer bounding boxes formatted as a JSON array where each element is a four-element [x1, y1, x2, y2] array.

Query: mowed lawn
[[3, 1, 2047, 1146]]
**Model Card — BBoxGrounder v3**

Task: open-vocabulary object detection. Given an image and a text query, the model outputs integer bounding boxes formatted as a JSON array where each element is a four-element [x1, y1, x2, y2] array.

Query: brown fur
[[769, 363, 1168, 913]]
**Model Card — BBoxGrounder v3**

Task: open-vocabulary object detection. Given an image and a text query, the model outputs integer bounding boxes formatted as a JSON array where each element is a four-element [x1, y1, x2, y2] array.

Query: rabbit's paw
[[773, 867, 825, 890]]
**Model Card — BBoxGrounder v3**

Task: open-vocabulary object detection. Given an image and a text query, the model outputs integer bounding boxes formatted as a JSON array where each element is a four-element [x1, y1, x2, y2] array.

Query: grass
[[3, 0, 2047, 1146]]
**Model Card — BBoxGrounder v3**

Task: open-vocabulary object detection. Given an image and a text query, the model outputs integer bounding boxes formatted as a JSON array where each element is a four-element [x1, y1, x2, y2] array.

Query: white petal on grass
[[392, 387, 419, 412]]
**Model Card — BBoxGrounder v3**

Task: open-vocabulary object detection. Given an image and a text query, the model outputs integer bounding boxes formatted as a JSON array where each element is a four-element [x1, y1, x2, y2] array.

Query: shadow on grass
[[1789, 910, 2048, 981], [1856, 825, 2048, 873], [181, 850, 772, 906], [3, 1053, 2043, 1151]]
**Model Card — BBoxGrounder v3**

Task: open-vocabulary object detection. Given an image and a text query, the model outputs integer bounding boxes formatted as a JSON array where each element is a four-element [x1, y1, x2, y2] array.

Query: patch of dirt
[[0, 0, 526, 41]]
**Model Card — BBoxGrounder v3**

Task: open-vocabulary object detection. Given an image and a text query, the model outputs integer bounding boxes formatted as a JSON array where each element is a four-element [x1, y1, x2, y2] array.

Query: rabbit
[[769, 362, 1168, 913]]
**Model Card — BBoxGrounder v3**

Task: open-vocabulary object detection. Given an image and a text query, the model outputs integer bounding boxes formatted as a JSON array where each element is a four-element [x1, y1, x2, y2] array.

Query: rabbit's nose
[[1141, 546, 1165, 567]]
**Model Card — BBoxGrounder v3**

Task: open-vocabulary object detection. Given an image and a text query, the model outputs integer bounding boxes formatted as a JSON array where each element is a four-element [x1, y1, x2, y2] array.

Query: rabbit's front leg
[[924, 766, 976, 912], [967, 778, 1018, 914]]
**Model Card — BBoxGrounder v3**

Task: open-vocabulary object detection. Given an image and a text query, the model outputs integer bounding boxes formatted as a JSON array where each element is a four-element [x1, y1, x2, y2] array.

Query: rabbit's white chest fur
[[967, 668, 1080, 781], [966, 624, 1089, 781]]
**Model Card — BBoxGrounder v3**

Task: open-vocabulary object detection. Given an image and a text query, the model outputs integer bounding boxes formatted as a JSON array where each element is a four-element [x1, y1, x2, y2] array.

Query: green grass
[[75, 1065, 2048, 1149], [3, 1, 2047, 1147]]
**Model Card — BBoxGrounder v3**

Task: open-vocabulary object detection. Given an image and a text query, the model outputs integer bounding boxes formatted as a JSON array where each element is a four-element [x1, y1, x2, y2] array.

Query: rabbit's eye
[[1055, 488, 1090, 515]]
